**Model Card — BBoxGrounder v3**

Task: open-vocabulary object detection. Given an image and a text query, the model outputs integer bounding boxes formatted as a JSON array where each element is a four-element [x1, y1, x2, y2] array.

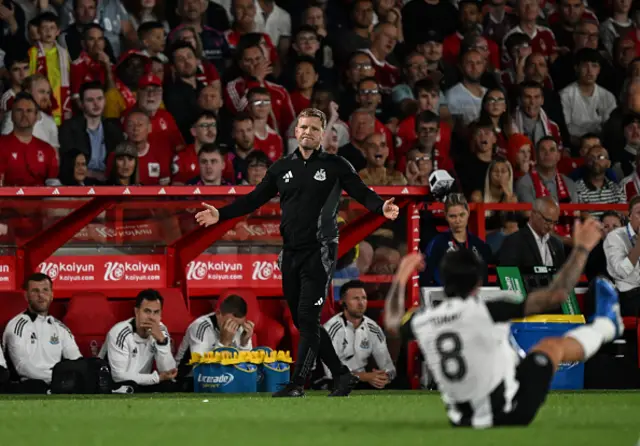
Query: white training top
[[99, 318, 175, 386], [2, 310, 82, 384]]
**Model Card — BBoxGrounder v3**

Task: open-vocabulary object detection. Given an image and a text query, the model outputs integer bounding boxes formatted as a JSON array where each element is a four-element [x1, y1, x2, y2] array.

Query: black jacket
[[58, 115, 124, 164], [218, 148, 385, 250], [498, 226, 566, 269]]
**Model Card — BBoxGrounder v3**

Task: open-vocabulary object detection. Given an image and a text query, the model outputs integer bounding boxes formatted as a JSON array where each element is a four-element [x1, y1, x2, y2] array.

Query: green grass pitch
[[0, 391, 639, 445]]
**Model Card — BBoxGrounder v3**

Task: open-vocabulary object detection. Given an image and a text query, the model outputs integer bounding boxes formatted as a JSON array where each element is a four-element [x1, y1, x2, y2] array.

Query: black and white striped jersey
[[175, 313, 252, 376], [2, 310, 81, 384], [323, 313, 396, 379], [99, 318, 175, 386], [403, 296, 527, 428]]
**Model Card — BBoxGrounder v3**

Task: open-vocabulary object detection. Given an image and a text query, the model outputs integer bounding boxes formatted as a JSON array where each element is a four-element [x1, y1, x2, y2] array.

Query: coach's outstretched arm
[[196, 168, 280, 227], [337, 157, 400, 220], [524, 218, 603, 315]]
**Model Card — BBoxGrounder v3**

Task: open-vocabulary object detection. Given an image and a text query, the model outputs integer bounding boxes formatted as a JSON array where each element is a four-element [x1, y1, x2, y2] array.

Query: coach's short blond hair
[[297, 108, 327, 130]]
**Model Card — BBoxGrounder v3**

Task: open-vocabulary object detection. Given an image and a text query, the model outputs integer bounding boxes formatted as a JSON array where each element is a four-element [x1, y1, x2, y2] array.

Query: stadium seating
[[63, 292, 117, 357]]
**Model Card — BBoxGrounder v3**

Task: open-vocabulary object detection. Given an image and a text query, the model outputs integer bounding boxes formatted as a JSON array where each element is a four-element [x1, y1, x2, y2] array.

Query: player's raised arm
[[383, 253, 425, 335], [524, 217, 603, 315], [195, 168, 279, 227]]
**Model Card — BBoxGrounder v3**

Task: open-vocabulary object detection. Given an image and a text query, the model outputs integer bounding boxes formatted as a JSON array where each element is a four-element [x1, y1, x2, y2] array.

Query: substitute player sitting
[[384, 218, 624, 428]]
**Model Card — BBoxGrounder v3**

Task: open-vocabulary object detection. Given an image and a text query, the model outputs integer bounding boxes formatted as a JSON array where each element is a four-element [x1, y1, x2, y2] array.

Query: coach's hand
[[196, 202, 220, 227], [383, 198, 400, 220]]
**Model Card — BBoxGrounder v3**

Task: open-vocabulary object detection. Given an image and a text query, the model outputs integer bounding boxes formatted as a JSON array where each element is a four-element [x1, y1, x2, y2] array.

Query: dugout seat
[[63, 292, 117, 357], [0, 291, 27, 333], [217, 289, 285, 350]]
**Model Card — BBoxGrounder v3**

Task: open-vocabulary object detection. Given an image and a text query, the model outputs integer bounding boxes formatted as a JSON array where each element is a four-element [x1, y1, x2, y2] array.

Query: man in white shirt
[[604, 196, 640, 316], [99, 289, 177, 392], [2, 273, 82, 393], [445, 49, 487, 126], [254, 0, 291, 61], [322, 280, 395, 389], [560, 48, 617, 146], [1, 74, 59, 149], [175, 294, 254, 383]]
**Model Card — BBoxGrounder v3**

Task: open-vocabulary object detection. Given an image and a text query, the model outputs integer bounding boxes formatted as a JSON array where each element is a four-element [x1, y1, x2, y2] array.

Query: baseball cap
[[418, 29, 443, 45], [138, 74, 163, 89], [114, 141, 139, 158]]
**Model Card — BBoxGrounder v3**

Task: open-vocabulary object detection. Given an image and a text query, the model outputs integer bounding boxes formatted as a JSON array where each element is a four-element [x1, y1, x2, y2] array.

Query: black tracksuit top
[[218, 148, 385, 250]]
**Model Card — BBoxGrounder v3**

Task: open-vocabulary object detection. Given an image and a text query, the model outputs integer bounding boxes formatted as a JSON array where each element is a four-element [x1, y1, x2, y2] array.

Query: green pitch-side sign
[[497, 266, 581, 315]]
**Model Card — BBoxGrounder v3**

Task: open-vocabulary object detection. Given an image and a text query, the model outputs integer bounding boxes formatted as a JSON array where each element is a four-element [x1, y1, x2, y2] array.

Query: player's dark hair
[[440, 249, 485, 298], [629, 196, 640, 214], [580, 132, 600, 144], [79, 80, 105, 101], [23, 273, 53, 290], [135, 289, 164, 308], [340, 280, 366, 300], [218, 294, 248, 317]]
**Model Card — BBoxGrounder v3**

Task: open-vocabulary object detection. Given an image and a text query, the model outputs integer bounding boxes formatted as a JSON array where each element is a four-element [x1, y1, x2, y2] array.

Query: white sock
[[564, 316, 616, 361]]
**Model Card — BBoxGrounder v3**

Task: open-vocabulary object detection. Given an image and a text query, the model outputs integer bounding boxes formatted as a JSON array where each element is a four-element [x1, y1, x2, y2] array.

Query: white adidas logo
[[283, 171, 293, 183], [314, 297, 324, 306]]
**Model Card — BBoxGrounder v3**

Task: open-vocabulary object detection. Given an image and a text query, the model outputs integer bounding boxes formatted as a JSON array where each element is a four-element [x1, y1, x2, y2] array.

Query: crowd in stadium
[[0, 0, 639, 391]]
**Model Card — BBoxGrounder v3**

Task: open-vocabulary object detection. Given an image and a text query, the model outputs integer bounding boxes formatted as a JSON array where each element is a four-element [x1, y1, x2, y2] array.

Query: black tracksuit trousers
[[280, 243, 348, 385]]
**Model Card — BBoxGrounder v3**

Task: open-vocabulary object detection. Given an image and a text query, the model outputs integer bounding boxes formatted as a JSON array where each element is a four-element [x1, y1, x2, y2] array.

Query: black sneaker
[[328, 373, 359, 397], [272, 382, 305, 398]]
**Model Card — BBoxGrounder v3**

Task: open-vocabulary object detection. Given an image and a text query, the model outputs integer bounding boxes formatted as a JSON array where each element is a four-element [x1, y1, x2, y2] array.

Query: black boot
[[328, 372, 359, 397], [272, 382, 305, 398]]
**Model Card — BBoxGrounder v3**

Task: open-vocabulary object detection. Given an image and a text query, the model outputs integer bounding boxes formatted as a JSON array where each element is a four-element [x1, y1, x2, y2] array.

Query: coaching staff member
[[196, 108, 399, 398]]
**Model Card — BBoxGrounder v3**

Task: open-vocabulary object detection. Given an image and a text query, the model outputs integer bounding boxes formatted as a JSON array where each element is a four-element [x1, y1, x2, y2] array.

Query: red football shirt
[[360, 49, 401, 94], [107, 141, 173, 185], [502, 25, 557, 66], [254, 126, 283, 161], [0, 133, 59, 186], [289, 90, 311, 115], [171, 144, 199, 184], [70, 52, 109, 97]]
